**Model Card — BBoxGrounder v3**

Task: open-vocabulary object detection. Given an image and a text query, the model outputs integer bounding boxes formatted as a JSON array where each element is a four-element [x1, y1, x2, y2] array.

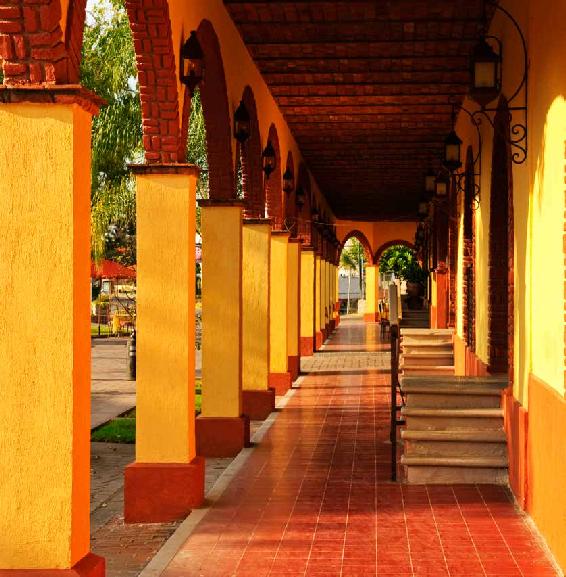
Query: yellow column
[[125, 165, 204, 523], [364, 265, 378, 322], [197, 201, 247, 457], [242, 220, 274, 419], [300, 248, 315, 356], [0, 98, 103, 571], [287, 239, 301, 381], [315, 254, 323, 349], [335, 263, 341, 327], [326, 259, 332, 333], [269, 231, 291, 394]]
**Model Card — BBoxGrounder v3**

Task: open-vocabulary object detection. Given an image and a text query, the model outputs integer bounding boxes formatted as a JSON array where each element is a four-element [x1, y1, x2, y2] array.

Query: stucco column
[[300, 247, 316, 356], [197, 200, 248, 456], [315, 254, 324, 349], [125, 165, 204, 523], [269, 231, 291, 394], [0, 92, 104, 574], [287, 239, 302, 382], [364, 265, 379, 322], [242, 219, 274, 419], [431, 265, 449, 329], [334, 263, 341, 327]]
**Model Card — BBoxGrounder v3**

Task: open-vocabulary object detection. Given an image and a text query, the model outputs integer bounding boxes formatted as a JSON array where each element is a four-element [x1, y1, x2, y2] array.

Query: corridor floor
[[161, 319, 558, 577]]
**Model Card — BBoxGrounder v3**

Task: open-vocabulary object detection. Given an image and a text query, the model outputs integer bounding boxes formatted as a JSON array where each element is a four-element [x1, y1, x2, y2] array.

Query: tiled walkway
[[160, 319, 558, 577]]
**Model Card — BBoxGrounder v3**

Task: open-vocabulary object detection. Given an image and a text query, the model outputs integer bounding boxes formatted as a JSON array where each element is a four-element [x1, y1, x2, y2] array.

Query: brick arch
[[463, 146, 476, 352], [488, 96, 514, 376], [374, 239, 416, 265], [339, 230, 374, 265], [265, 123, 283, 225], [195, 20, 234, 197], [239, 85, 263, 217], [0, 0, 183, 163]]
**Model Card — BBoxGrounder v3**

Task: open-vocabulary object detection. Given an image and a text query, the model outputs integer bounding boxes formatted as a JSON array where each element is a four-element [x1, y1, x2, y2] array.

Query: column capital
[[0, 84, 105, 115], [128, 163, 199, 176], [198, 198, 245, 208], [243, 217, 272, 226]]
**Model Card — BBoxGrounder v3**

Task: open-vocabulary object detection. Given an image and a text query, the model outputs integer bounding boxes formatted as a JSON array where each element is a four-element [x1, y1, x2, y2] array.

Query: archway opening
[[338, 236, 369, 315]]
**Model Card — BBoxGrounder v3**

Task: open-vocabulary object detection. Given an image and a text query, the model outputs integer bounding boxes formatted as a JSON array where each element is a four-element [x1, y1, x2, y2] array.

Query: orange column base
[[124, 457, 205, 523], [196, 416, 250, 457], [242, 388, 276, 420], [0, 554, 105, 577], [288, 355, 300, 382], [269, 372, 292, 395], [315, 331, 324, 350], [300, 337, 314, 357], [363, 313, 379, 323]]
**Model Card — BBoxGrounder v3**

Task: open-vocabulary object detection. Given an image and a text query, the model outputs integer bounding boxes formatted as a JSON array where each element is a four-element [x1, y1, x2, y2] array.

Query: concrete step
[[400, 379, 505, 408], [401, 455, 509, 484], [401, 407, 504, 430], [400, 321, 430, 328], [400, 364, 455, 376], [401, 329, 454, 338], [402, 352, 454, 367], [401, 343, 454, 355], [402, 429, 508, 458]]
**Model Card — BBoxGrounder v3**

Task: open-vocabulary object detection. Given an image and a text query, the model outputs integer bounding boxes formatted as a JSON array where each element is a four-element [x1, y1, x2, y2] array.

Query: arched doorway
[[338, 231, 373, 316]]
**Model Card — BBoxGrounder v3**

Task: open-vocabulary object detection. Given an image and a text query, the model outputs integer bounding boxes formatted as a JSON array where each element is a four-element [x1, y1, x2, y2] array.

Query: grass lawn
[[91, 382, 202, 444], [91, 323, 112, 336]]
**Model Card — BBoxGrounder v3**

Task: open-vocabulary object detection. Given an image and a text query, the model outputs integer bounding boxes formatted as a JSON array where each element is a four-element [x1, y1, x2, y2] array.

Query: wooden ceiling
[[224, 0, 487, 220]]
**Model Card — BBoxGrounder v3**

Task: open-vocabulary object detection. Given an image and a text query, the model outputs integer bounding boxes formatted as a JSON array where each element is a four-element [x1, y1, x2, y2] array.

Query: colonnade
[[0, 104, 340, 570]]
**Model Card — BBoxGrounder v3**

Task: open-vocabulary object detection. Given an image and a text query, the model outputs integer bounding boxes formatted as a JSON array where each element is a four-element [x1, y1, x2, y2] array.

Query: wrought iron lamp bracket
[[473, 0, 529, 165]]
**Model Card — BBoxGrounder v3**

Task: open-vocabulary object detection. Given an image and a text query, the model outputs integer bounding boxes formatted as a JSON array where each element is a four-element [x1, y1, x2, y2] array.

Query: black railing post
[[390, 323, 399, 481]]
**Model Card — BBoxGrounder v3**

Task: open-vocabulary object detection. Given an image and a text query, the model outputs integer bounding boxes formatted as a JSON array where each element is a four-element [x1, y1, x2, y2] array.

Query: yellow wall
[[315, 256, 322, 332], [136, 171, 198, 463], [0, 104, 91, 568], [300, 249, 315, 339], [242, 222, 271, 390], [365, 266, 377, 317], [270, 233, 289, 373], [287, 241, 300, 358], [201, 205, 242, 417]]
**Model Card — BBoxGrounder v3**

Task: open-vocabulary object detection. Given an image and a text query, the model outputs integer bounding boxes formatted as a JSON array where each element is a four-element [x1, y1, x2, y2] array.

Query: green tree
[[186, 90, 209, 235], [379, 245, 427, 284], [81, 0, 142, 263]]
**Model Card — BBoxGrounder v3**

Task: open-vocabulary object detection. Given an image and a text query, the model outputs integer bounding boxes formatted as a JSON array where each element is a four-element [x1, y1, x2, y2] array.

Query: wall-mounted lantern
[[180, 31, 204, 96], [234, 101, 251, 143], [470, 36, 502, 107], [282, 167, 294, 193], [262, 140, 276, 178], [295, 186, 305, 208]]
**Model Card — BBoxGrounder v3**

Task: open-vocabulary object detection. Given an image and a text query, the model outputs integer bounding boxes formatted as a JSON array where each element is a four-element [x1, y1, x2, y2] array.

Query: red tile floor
[[161, 319, 558, 577]]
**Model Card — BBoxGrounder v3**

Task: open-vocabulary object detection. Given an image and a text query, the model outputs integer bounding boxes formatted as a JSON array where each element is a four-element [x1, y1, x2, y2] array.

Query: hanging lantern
[[311, 206, 320, 223], [295, 186, 305, 207], [180, 31, 204, 96], [470, 37, 502, 107], [443, 129, 462, 172], [435, 174, 449, 198], [262, 140, 276, 178], [282, 167, 294, 193], [425, 169, 436, 198], [234, 100, 251, 143]]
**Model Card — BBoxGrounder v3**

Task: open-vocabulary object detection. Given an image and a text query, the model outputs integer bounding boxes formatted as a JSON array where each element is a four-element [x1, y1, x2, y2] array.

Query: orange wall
[[527, 375, 566, 570], [336, 220, 417, 262]]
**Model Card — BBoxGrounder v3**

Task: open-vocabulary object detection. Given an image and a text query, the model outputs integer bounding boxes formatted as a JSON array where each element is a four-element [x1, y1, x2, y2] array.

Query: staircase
[[400, 376, 508, 484], [400, 296, 430, 328], [400, 329, 455, 376]]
